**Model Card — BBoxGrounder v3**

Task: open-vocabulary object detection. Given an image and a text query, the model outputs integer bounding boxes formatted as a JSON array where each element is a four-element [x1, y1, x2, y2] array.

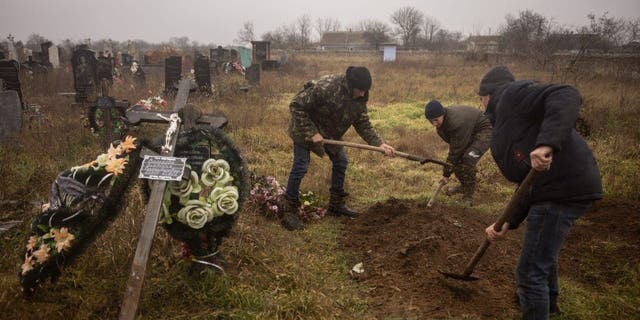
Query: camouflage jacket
[[288, 74, 383, 148], [436, 105, 492, 165]]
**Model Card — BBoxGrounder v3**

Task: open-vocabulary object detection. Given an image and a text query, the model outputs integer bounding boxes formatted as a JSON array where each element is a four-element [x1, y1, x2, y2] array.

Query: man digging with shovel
[[282, 66, 395, 231], [480, 66, 602, 320], [423, 100, 492, 207]]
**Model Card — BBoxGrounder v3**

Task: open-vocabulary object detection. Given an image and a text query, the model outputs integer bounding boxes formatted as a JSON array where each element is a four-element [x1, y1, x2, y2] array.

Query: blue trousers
[[285, 143, 348, 200], [516, 201, 589, 320]]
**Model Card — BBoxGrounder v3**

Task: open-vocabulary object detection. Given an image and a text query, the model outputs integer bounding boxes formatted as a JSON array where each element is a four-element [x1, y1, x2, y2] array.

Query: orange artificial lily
[[105, 157, 128, 176], [120, 136, 137, 152]]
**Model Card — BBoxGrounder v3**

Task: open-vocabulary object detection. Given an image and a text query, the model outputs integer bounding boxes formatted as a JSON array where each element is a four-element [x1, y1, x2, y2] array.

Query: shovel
[[427, 180, 446, 208], [440, 169, 538, 281], [322, 139, 452, 168]]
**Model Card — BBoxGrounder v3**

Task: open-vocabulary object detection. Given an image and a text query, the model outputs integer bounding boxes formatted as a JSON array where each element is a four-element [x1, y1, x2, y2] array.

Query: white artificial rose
[[175, 200, 212, 229], [201, 159, 233, 187], [208, 186, 240, 216]]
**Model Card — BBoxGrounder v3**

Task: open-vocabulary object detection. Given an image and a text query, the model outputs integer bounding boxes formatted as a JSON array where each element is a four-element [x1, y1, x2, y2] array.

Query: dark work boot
[[280, 197, 304, 231], [327, 192, 359, 218]]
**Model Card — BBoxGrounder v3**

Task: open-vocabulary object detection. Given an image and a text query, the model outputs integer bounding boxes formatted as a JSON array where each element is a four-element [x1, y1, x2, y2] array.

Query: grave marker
[[71, 47, 98, 102], [48, 45, 60, 68], [245, 63, 261, 85], [0, 90, 22, 142], [193, 54, 211, 93], [164, 56, 182, 94], [0, 60, 25, 108]]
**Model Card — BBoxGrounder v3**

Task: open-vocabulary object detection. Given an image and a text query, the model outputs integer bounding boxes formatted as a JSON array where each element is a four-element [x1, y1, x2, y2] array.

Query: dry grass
[[0, 52, 638, 319]]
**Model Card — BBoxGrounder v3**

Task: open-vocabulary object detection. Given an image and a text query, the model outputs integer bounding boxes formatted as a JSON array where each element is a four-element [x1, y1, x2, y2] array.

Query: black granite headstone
[[71, 48, 98, 102]]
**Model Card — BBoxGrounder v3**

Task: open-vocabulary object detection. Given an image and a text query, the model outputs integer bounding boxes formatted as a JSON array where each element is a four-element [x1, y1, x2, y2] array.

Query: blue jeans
[[516, 201, 589, 320], [285, 143, 348, 200]]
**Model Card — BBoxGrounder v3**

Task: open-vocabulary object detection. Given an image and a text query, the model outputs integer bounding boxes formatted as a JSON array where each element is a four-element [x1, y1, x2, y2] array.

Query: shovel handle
[[427, 180, 446, 207], [322, 139, 452, 168], [459, 169, 539, 278]]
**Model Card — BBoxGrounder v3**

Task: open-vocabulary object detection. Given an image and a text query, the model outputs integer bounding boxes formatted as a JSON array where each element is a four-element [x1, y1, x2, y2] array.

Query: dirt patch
[[340, 197, 639, 319], [341, 198, 522, 319]]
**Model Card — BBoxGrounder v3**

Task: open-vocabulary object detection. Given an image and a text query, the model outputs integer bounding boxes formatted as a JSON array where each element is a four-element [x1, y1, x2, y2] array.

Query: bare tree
[[25, 33, 49, 51], [424, 15, 441, 43], [298, 15, 312, 49], [359, 19, 392, 49], [315, 17, 341, 41], [627, 18, 640, 42], [586, 12, 627, 49], [237, 21, 255, 44], [499, 10, 551, 54], [390, 6, 424, 47]]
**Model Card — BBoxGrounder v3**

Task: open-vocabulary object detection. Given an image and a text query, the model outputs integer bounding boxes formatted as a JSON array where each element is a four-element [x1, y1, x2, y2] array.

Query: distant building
[[466, 35, 501, 53], [319, 31, 372, 51], [546, 33, 603, 53]]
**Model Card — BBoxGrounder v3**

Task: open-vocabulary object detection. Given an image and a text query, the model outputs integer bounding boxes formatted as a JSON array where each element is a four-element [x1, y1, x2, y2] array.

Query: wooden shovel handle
[[427, 180, 446, 207], [460, 169, 539, 278], [322, 139, 452, 168]]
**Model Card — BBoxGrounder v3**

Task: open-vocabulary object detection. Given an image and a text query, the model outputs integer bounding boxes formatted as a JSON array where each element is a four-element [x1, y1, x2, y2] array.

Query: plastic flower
[[175, 199, 212, 229], [201, 159, 233, 187], [168, 170, 200, 204], [53, 228, 75, 253], [105, 157, 127, 176], [209, 186, 239, 216], [33, 244, 51, 263], [21, 255, 34, 275], [106, 143, 122, 160], [26, 236, 38, 251], [120, 135, 137, 152]]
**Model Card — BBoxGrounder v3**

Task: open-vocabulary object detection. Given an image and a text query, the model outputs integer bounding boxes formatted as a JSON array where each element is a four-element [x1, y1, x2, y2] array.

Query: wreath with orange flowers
[[19, 136, 143, 294]]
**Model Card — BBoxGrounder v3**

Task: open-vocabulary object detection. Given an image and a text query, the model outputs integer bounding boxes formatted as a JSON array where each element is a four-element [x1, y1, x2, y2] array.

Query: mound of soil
[[341, 198, 522, 319], [341, 197, 640, 319]]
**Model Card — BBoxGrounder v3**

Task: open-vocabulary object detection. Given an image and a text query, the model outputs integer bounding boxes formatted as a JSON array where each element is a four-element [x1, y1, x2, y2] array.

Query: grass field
[[0, 52, 638, 319]]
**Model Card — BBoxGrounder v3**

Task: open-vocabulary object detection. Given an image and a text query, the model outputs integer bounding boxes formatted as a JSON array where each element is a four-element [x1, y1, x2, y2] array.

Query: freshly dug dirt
[[341, 197, 639, 319]]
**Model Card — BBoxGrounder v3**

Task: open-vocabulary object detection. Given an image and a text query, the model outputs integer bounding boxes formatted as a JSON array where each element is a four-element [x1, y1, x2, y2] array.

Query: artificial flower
[[105, 157, 127, 176], [33, 244, 50, 263], [53, 228, 75, 253], [175, 200, 212, 229], [201, 159, 232, 187], [21, 255, 34, 275], [26, 236, 38, 251], [106, 143, 122, 160], [120, 135, 137, 152], [209, 186, 239, 216]]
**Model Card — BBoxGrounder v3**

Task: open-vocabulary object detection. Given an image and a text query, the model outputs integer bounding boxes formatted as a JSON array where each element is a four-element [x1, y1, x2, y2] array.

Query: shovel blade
[[438, 270, 480, 281]]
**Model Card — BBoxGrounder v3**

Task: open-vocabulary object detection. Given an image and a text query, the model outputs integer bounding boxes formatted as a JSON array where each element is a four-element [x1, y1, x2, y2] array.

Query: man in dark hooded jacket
[[423, 100, 492, 206], [480, 65, 602, 320], [283, 66, 395, 231]]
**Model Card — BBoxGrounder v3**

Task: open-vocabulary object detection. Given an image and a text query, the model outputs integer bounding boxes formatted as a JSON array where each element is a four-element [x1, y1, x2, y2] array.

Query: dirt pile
[[341, 198, 522, 319], [341, 197, 640, 319]]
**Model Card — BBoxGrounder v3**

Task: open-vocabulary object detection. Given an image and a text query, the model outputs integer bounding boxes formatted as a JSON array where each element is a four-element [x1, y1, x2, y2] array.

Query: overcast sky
[[1, 0, 638, 46]]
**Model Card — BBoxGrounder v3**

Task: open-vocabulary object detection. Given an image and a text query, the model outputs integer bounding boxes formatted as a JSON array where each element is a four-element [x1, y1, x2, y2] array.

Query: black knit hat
[[425, 100, 446, 120], [478, 65, 515, 96], [346, 66, 372, 91]]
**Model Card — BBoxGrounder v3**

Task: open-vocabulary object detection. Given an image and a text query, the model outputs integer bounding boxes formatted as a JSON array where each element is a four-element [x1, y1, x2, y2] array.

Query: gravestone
[[164, 56, 182, 94], [121, 53, 133, 67], [193, 54, 211, 93], [251, 41, 270, 64], [0, 90, 22, 142], [0, 51, 5, 60], [6, 36, 18, 61], [40, 41, 53, 67], [0, 60, 25, 109], [48, 45, 60, 68], [245, 63, 261, 85], [71, 47, 98, 103], [261, 60, 279, 71]]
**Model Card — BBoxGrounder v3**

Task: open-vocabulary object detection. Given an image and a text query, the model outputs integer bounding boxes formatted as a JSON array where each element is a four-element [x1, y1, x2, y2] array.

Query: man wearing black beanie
[[423, 100, 492, 206], [481, 65, 602, 319], [283, 66, 395, 231]]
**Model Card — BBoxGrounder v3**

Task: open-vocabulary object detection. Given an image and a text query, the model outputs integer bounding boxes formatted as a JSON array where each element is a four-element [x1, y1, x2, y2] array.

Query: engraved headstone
[[71, 47, 98, 102], [164, 56, 182, 94], [0, 60, 24, 108], [0, 90, 22, 142], [121, 53, 133, 67], [193, 54, 211, 93], [40, 41, 53, 67], [251, 41, 270, 64], [6, 36, 18, 61], [245, 63, 261, 85]]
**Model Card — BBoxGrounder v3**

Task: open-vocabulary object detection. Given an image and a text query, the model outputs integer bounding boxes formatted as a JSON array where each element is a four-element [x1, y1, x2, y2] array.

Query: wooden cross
[[118, 79, 225, 319]]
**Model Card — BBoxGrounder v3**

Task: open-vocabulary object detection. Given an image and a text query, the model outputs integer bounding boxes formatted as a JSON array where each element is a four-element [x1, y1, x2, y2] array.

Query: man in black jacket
[[481, 66, 602, 320], [424, 100, 492, 206]]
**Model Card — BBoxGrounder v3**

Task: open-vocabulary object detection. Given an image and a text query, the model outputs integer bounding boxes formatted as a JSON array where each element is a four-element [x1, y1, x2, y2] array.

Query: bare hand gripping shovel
[[440, 169, 538, 281], [322, 139, 452, 168]]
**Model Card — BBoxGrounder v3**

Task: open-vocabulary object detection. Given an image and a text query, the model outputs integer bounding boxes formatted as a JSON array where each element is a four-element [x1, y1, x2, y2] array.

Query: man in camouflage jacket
[[282, 66, 395, 231], [423, 100, 492, 206]]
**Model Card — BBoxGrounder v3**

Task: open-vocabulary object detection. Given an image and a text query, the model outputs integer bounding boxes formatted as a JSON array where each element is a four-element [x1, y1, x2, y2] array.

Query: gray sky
[[1, 0, 638, 46]]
